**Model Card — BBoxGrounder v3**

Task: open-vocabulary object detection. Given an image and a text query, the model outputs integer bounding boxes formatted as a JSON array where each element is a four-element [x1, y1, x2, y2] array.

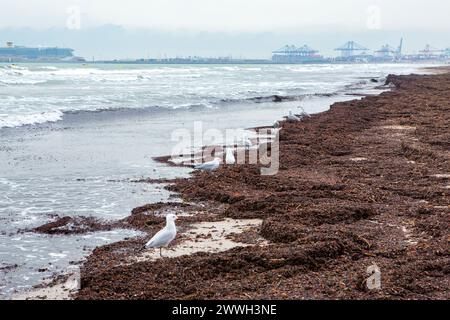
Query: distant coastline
[[2, 58, 448, 65], [94, 58, 450, 65], [1, 39, 449, 65]]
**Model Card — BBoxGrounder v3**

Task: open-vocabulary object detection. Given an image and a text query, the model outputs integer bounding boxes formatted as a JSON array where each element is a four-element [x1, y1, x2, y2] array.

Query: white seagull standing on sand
[[225, 148, 236, 165], [194, 157, 221, 171], [145, 213, 177, 257]]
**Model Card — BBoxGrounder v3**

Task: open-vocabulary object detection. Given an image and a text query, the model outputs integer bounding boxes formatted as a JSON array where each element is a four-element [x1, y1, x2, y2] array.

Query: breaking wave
[[0, 110, 64, 128], [0, 63, 411, 129]]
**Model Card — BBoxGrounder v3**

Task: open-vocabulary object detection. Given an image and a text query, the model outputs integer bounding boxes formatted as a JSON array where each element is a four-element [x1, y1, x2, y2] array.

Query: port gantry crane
[[334, 41, 368, 57]]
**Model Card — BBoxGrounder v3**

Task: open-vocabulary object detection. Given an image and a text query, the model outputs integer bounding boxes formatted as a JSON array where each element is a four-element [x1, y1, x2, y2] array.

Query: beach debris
[[194, 158, 221, 171], [225, 148, 236, 165], [431, 174, 450, 179], [350, 157, 369, 162], [145, 214, 178, 257]]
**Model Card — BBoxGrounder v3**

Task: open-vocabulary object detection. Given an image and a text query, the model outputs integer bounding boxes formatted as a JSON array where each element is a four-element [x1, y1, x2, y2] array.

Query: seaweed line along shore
[[17, 68, 450, 300]]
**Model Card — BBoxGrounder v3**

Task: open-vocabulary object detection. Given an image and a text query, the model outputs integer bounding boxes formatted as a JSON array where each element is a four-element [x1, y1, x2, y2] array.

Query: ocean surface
[[0, 62, 434, 298]]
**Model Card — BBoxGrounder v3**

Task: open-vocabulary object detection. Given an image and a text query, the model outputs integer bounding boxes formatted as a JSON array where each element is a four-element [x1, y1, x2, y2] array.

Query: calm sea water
[[0, 63, 433, 298]]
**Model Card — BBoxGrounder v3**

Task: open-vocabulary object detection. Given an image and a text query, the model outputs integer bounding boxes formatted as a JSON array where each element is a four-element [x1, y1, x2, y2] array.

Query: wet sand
[[31, 69, 450, 300]]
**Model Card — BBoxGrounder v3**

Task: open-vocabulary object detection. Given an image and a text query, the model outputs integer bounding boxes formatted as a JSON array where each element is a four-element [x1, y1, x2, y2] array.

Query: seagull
[[225, 148, 236, 165], [298, 106, 310, 118], [194, 157, 221, 171], [287, 110, 300, 122], [243, 135, 253, 150], [145, 214, 177, 257]]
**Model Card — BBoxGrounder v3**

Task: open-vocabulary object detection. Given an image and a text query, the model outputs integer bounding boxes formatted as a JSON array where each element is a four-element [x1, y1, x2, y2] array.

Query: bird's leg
[[159, 247, 163, 258]]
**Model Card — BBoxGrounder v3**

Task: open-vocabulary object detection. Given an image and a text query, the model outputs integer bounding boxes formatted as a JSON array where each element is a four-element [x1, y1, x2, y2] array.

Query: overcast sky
[[0, 0, 449, 59], [2, 0, 450, 31]]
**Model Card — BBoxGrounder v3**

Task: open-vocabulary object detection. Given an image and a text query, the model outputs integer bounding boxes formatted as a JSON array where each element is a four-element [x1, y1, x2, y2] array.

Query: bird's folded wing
[[146, 229, 175, 248], [195, 163, 211, 170]]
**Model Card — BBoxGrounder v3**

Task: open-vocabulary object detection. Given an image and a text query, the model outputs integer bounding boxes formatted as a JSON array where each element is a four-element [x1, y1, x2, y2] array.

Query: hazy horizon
[[1, 0, 449, 60]]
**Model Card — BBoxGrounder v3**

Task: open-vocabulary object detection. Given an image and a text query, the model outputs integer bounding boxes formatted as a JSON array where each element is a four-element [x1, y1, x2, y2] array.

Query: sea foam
[[0, 110, 64, 128]]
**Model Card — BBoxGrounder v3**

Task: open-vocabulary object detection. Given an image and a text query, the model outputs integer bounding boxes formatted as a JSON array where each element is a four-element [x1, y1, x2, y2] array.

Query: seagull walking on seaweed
[[144, 214, 178, 257]]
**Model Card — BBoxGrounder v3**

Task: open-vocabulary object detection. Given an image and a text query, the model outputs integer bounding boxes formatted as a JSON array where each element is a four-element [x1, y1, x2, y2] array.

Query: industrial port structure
[[0, 39, 448, 64], [335, 41, 370, 59], [272, 39, 449, 64], [271, 45, 326, 63]]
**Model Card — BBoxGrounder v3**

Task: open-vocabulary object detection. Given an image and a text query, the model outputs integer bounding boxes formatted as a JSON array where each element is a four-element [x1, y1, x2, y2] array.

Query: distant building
[[375, 44, 396, 58], [272, 44, 325, 63], [373, 39, 403, 61], [418, 44, 443, 59], [0, 42, 84, 62]]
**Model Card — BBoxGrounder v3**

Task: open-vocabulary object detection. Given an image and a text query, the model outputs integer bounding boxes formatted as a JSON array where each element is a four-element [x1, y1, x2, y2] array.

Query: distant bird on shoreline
[[243, 135, 253, 149], [225, 148, 236, 165], [145, 214, 177, 257], [297, 106, 311, 119], [273, 121, 281, 128], [194, 158, 221, 171], [286, 107, 310, 122], [287, 110, 300, 122]]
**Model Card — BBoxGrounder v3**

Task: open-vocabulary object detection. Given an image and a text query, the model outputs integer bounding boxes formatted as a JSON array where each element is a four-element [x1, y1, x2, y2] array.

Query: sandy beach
[[18, 68, 450, 300]]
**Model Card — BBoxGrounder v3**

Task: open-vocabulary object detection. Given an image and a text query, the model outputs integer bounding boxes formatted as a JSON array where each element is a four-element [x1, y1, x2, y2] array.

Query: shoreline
[[15, 67, 450, 300]]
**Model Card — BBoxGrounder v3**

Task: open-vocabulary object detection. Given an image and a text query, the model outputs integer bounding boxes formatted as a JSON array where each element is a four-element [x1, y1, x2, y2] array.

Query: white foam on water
[[0, 62, 437, 129], [0, 110, 63, 128]]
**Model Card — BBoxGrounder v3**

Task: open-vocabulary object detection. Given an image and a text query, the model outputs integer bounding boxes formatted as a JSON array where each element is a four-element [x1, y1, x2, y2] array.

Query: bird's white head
[[213, 157, 221, 163], [166, 213, 177, 223]]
